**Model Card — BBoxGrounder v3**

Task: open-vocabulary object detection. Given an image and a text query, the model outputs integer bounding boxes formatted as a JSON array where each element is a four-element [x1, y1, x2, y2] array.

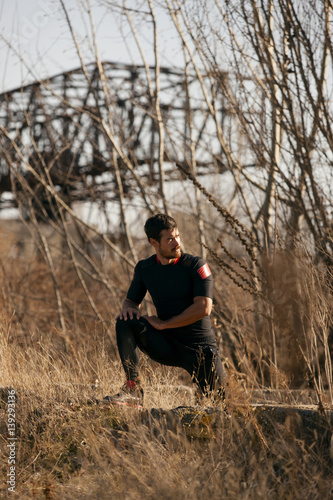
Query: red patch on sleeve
[[197, 263, 211, 279]]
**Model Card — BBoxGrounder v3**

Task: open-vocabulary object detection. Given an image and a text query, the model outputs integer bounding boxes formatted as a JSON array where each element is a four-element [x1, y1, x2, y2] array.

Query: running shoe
[[103, 381, 144, 409]]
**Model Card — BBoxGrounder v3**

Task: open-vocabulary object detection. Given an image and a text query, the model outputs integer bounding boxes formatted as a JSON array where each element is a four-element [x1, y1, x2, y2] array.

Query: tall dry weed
[[209, 242, 332, 404], [0, 217, 332, 498], [0, 333, 331, 499]]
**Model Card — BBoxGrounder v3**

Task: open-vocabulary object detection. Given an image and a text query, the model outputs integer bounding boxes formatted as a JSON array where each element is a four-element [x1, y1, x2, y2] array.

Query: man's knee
[[116, 316, 144, 334]]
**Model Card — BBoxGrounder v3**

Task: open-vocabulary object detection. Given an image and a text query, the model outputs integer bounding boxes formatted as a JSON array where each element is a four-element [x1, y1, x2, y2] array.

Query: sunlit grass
[[0, 234, 332, 499], [0, 328, 332, 499]]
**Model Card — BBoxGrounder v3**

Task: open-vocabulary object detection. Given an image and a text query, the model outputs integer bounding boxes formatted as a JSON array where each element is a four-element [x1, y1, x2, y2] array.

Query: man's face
[[153, 228, 181, 260]]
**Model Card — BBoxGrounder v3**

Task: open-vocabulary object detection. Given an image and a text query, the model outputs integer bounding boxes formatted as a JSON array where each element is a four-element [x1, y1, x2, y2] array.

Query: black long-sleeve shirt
[[126, 252, 215, 345]]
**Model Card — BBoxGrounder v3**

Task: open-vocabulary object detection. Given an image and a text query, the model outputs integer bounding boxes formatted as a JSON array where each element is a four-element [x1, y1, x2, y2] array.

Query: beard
[[159, 245, 181, 260]]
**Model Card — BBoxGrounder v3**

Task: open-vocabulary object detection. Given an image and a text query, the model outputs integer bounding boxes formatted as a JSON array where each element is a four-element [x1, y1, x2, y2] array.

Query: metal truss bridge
[[0, 61, 230, 216]]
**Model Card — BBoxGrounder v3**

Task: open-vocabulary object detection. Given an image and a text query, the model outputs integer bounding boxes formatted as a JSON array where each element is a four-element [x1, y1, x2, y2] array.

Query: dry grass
[[0, 229, 332, 499], [0, 324, 332, 499]]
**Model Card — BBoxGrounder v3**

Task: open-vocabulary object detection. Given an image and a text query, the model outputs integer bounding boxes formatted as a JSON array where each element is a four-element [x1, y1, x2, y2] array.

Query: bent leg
[[193, 346, 226, 396], [116, 317, 180, 380], [116, 317, 147, 381], [168, 339, 225, 397], [116, 318, 226, 398]]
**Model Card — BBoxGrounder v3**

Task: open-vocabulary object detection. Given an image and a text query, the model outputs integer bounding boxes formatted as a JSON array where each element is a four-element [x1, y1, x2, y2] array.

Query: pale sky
[[0, 0, 183, 92]]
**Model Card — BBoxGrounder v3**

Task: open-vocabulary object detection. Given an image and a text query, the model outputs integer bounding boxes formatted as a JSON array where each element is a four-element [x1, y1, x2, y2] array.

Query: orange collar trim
[[156, 255, 180, 265]]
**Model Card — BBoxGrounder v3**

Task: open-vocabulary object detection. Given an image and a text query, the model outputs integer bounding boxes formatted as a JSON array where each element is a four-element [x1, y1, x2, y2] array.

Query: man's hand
[[143, 297, 212, 330], [142, 315, 166, 330], [118, 299, 141, 320]]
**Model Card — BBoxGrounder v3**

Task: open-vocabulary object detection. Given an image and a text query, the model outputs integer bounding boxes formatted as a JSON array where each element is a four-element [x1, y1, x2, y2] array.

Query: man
[[104, 213, 225, 407]]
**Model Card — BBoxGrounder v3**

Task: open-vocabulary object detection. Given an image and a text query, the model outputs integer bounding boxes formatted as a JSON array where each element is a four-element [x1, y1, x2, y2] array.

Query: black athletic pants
[[116, 317, 225, 395]]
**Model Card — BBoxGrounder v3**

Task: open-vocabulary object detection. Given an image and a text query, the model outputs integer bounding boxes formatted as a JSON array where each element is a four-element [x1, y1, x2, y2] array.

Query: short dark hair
[[144, 213, 178, 242]]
